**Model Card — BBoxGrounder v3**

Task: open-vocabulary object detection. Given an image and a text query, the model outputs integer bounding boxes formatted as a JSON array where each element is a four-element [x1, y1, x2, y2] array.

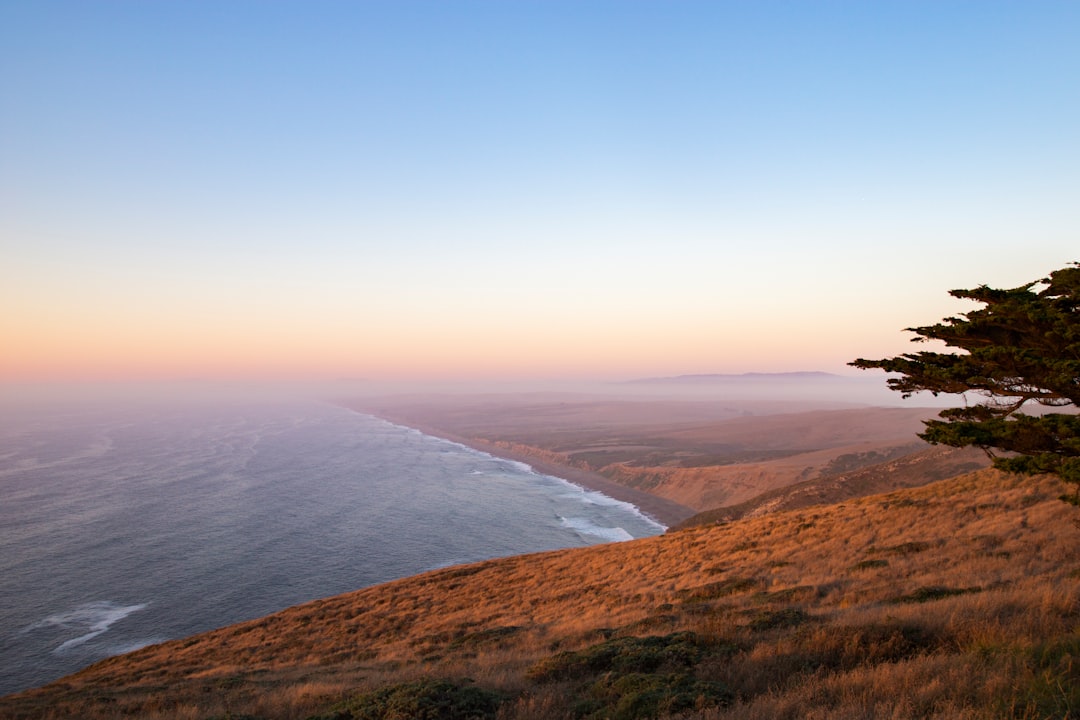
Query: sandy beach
[[346, 407, 697, 528], [340, 394, 963, 523]]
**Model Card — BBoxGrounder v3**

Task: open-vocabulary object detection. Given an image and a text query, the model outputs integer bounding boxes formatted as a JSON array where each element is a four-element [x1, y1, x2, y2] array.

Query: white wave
[[561, 489, 629, 508], [501, 459, 536, 474], [348, 410, 666, 531], [408, 426, 666, 531], [558, 516, 635, 543], [23, 601, 148, 654], [551, 479, 667, 531]]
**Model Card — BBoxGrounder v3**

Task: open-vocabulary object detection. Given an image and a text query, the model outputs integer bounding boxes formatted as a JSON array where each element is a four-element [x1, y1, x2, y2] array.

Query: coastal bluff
[[3, 467, 1076, 719], [347, 393, 988, 517]]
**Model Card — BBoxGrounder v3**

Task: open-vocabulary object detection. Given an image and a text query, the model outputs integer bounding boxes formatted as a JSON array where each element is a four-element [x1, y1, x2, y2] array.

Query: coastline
[[344, 405, 696, 529]]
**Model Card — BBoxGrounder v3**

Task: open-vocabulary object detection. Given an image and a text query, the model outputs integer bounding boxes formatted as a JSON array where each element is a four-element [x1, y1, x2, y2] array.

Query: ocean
[[0, 398, 663, 696]]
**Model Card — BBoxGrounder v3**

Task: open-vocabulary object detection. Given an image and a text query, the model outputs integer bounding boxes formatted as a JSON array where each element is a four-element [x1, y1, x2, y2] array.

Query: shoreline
[[344, 405, 696, 529]]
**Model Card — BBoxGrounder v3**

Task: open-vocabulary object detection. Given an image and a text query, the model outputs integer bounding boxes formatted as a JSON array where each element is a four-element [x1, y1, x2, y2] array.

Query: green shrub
[[311, 678, 504, 720], [528, 633, 732, 719], [527, 632, 705, 682], [578, 672, 731, 720]]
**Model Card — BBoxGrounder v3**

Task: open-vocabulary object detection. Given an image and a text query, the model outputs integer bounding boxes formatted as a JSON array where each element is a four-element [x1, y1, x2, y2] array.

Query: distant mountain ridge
[[626, 371, 842, 384]]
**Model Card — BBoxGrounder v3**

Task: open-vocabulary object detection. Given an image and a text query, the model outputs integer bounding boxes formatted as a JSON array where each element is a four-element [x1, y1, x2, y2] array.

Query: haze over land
[[347, 377, 990, 520]]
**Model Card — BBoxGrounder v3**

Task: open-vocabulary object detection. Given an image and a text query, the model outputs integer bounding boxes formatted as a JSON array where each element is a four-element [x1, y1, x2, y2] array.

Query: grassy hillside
[[4, 468, 1077, 719], [674, 445, 989, 529]]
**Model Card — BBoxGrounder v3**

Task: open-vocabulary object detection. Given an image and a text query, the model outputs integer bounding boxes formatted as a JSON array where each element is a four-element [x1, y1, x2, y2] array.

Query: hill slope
[[674, 445, 989, 528], [4, 469, 1077, 719]]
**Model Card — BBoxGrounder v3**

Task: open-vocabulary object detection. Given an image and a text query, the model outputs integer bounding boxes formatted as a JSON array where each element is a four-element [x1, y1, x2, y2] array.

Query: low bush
[[527, 632, 731, 719], [310, 678, 504, 720], [527, 632, 706, 682], [577, 671, 731, 720]]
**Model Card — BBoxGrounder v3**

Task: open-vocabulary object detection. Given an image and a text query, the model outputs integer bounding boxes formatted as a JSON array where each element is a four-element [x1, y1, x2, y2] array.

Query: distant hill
[[615, 371, 911, 408], [626, 371, 842, 384], [4, 468, 1075, 719]]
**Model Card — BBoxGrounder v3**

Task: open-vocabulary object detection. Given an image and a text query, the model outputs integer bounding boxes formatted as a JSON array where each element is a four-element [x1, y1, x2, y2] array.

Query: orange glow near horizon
[[3, 4, 1076, 390], [1, 232, 1063, 386], [0, 305, 899, 384]]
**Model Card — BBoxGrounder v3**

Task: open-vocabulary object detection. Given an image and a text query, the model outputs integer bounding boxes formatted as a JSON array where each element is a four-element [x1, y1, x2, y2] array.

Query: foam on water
[[502, 459, 537, 474], [557, 516, 635, 542], [0, 401, 665, 695], [0, 431, 115, 479], [554, 480, 667, 531], [22, 601, 149, 654], [373, 416, 665, 530]]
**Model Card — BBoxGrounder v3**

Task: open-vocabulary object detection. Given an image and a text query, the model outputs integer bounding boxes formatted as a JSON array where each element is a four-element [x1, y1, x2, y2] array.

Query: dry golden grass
[[3, 467, 1077, 719]]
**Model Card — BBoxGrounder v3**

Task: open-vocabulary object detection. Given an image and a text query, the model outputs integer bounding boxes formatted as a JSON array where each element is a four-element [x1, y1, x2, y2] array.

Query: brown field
[[4, 468, 1076, 719], [675, 444, 990, 528], [351, 395, 987, 513]]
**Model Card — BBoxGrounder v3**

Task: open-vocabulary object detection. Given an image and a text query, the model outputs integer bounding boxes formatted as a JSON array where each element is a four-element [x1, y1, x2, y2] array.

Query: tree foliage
[[850, 263, 1080, 502]]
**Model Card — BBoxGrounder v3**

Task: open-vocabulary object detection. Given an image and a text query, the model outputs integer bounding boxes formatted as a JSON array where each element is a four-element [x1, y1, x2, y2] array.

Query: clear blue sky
[[2, 1, 1077, 381]]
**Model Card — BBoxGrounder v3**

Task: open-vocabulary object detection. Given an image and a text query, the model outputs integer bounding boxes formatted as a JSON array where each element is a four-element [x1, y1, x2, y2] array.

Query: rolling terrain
[[674, 444, 989, 528], [3, 467, 1076, 719], [352, 394, 987, 512]]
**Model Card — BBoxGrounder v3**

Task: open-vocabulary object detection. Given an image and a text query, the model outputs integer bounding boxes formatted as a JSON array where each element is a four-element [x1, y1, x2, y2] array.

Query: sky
[[2, 1, 1077, 384]]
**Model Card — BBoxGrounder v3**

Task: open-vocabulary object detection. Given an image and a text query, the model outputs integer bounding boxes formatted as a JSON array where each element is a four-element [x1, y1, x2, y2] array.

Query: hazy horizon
[[0, 371, 965, 415], [3, 2, 1076, 383]]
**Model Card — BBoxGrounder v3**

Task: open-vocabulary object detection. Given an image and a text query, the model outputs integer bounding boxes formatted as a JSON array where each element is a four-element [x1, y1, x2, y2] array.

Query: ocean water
[[0, 399, 663, 696]]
